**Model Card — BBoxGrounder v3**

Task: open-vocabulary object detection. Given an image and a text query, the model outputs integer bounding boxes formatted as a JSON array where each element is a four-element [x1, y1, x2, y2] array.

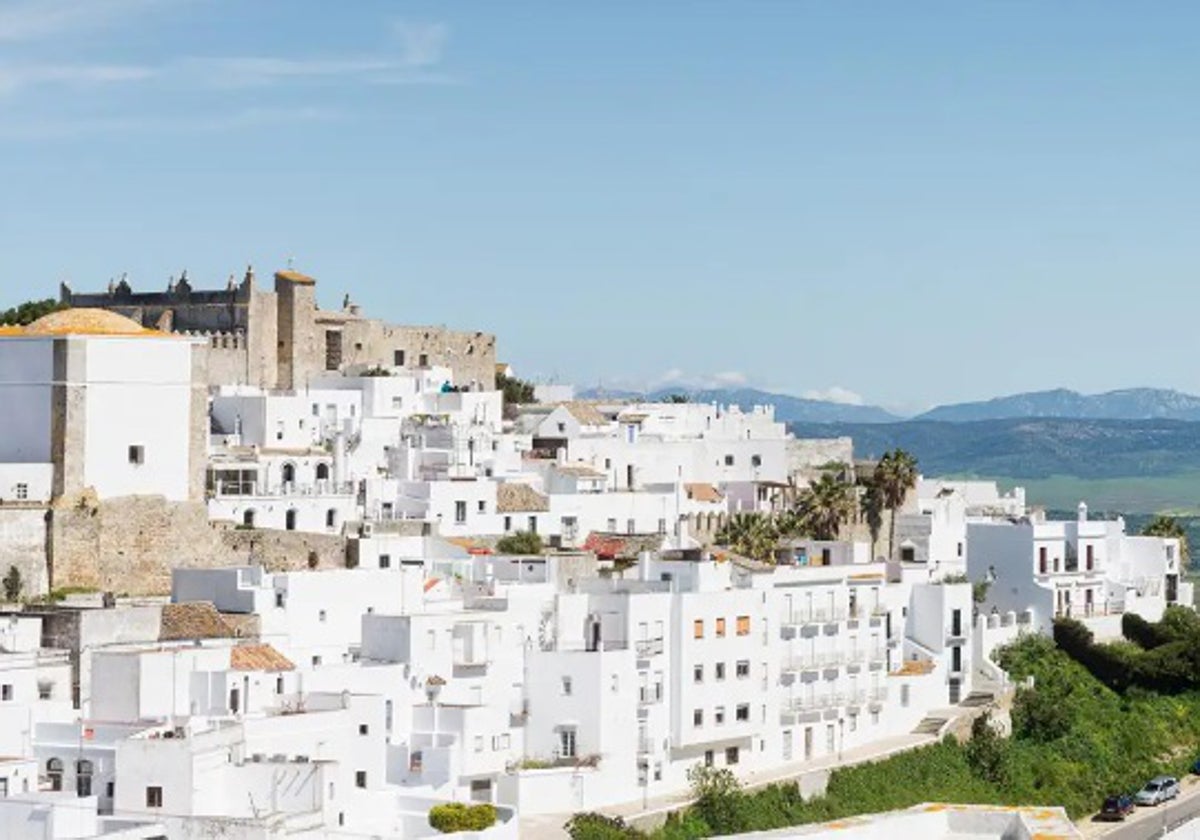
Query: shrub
[[1123, 613, 1169, 649], [2, 566, 21, 602], [495, 530, 543, 555], [428, 802, 497, 833], [565, 812, 644, 840]]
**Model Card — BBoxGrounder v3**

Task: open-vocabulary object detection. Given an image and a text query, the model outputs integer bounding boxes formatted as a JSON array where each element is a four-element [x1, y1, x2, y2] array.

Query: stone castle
[[62, 266, 497, 390]]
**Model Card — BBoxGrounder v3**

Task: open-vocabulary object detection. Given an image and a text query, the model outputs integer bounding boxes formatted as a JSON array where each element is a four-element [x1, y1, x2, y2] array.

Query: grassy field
[[970, 472, 1200, 515]]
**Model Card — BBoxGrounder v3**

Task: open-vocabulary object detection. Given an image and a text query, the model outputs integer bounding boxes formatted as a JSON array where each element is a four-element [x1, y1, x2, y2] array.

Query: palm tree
[[858, 479, 885, 559], [794, 473, 857, 541], [875, 449, 918, 561], [714, 513, 779, 562], [1142, 515, 1190, 569]]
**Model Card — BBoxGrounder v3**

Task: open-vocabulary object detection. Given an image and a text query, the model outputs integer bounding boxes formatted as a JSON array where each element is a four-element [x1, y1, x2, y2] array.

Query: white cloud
[[0, 0, 158, 42], [710, 371, 748, 386], [0, 63, 154, 95], [802, 386, 865, 405]]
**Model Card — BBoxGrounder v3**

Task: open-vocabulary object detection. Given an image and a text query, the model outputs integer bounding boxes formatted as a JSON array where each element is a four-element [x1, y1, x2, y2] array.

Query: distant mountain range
[[788, 417, 1200, 480], [578, 386, 1200, 425], [915, 388, 1200, 422], [577, 386, 899, 423]]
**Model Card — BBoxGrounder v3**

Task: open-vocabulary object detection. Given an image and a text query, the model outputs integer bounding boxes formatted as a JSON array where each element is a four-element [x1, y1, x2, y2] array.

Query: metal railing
[[636, 639, 664, 657], [782, 608, 849, 626]]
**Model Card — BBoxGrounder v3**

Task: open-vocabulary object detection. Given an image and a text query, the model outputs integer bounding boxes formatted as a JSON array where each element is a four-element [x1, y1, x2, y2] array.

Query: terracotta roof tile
[[559, 401, 607, 427], [684, 483, 723, 503], [274, 269, 316, 285], [160, 602, 236, 641], [230, 643, 294, 672], [496, 483, 550, 513]]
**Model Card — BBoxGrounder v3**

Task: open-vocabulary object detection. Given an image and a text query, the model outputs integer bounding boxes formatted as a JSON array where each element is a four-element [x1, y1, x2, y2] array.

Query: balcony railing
[[786, 693, 845, 712], [636, 639, 664, 657], [782, 608, 849, 627], [637, 689, 663, 707]]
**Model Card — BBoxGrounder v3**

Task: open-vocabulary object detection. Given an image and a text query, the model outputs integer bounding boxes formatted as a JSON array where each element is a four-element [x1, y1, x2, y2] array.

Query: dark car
[[1099, 794, 1135, 821]]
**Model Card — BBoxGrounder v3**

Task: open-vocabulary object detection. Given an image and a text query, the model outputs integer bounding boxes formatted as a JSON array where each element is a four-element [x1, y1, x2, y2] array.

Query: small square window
[[693, 708, 703, 727], [736, 704, 750, 722], [145, 786, 163, 808], [359, 724, 369, 735], [751, 454, 762, 468], [714, 706, 725, 725], [379, 554, 391, 569], [736, 660, 750, 679], [418, 353, 429, 367], [128, 445, 145, 465], [0, 684, 11, 701], [725, 746, 739, 765], [14, 483, 27, 501], [724, 454, 734, 466], [355, 771, 367, 789], [736, 616, 751, 636], [38, 682, 51, 700], [318, 610, 327, 623], [561, 677, 573, 696], [477, 500, 486, 513]]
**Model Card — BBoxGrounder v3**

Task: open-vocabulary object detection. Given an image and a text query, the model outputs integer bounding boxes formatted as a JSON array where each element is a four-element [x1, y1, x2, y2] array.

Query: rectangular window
[[528, 516, 538, 533], [693, 664, 703, 683], [0, 684, 11, 701], [559, 728, 577, 759], [455, 501, 467, 524], [693, 620, 704, 639], [355, 771, 367, 789], [379, 554, 391, 569], [714, 706, 725, 725], [477, 500, 486, 513], [736, 660, 750, 678], [715, 618, 726, 637], [627, 518, 635, 534], [724, 454, 734, 466], [735, 704, 750, 722], [725, 746, 740, 765], [128, 445, 145, 465], [693, 708, 703, 727], [606, 518, 617, 532], [1086, 544, 1094, 570], [503, 516, 512, 532], [1038, 546, 1047, 574], [146, 786, 163, 808], [474, 736, 484, 752], [38, 682, 51, 700], [715, 662, 726, 681], [324, 330, 343, 370], [418, 353, 429, 367], [561, 677, 573, 696], [394, 350, 405, 366], [359, 724, 369, 735], [14, 483, 27, 500], [736, 616, 750, 636]]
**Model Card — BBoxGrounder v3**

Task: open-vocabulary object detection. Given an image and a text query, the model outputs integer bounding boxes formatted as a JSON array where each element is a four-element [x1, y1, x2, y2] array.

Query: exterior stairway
[[912, 716, 949, 736]]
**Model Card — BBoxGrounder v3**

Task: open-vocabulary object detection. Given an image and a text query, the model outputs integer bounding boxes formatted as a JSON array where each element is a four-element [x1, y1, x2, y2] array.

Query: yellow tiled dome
[[10, 308, 161, 337]]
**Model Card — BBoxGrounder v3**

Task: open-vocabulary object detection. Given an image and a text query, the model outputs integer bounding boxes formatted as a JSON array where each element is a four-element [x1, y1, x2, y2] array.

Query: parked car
[[1099, 794, 1135, 821], [1135, 776, 1181, 806]]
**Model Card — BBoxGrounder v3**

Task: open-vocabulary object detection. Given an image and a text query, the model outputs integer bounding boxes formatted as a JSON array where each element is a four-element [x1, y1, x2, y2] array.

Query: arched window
[[76, 759, 93, 796], [281, 463, 296, 485], [46, 758, 63, 792], [243, 509, 256, 528], [285, 509, 298, 531], [316, 463, 330, 481], [326, 509, 337, 530]]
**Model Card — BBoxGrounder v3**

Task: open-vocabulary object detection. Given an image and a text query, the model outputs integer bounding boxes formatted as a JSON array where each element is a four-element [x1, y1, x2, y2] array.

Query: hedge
[[429, 802, 497, 833]]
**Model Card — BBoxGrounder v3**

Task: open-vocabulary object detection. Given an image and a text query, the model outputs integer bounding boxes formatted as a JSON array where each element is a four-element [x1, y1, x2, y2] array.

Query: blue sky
[[2, 1, 1199, 413]]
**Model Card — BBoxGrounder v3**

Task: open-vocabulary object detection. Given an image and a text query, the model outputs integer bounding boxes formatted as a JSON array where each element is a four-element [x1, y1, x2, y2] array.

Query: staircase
[[912, 716, 949, 737], [959, 690, 995, 708]]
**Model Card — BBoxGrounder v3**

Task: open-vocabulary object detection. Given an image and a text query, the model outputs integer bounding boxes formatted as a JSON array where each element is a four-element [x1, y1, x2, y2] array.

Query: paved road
[[1086, 780, 1200, 840]]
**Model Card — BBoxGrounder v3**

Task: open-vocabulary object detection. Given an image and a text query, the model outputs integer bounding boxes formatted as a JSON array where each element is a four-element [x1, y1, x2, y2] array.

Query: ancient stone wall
[[0, 507, 50, 597], [47, 496, 349, 596], [337, 319, 497, 388]]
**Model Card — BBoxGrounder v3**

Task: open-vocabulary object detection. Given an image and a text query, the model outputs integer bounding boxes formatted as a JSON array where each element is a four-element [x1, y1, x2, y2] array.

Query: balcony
[[785, 693, 845, 713], [636, 639, 664, 658], [782, 608, 848, 628], [637, 688, 663, 708]]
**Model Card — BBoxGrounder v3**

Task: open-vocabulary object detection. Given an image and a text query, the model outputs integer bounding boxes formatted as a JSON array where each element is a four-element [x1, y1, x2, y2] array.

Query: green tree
[[686, 764, 744, 835], [2, 566, 21, 602], [565, 813, 644, 840], [495, 530, 544, 555], [0, 298, 66, 326], [858, 478, 884, 559], [714, 513, 779, 562], [874, 449, 918, 561], [665, 393, 690, 404], [496, 372, 536, 420], [793, 473, 856, 541], [1141, 515, 1190, 569]]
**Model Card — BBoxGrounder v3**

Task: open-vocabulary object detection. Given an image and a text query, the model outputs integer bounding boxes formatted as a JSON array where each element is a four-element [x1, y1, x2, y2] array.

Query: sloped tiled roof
[[159, 602, 235, 641], [496, 483, 550, 513], [230, 643, 294, 672], [684, 483, 723, 503], [274, 269, 316, 285], [560, 401, 607, 427], [890, 659, 935, 677], [582, 532, 664, 559], [556, 463, 607, 478]]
